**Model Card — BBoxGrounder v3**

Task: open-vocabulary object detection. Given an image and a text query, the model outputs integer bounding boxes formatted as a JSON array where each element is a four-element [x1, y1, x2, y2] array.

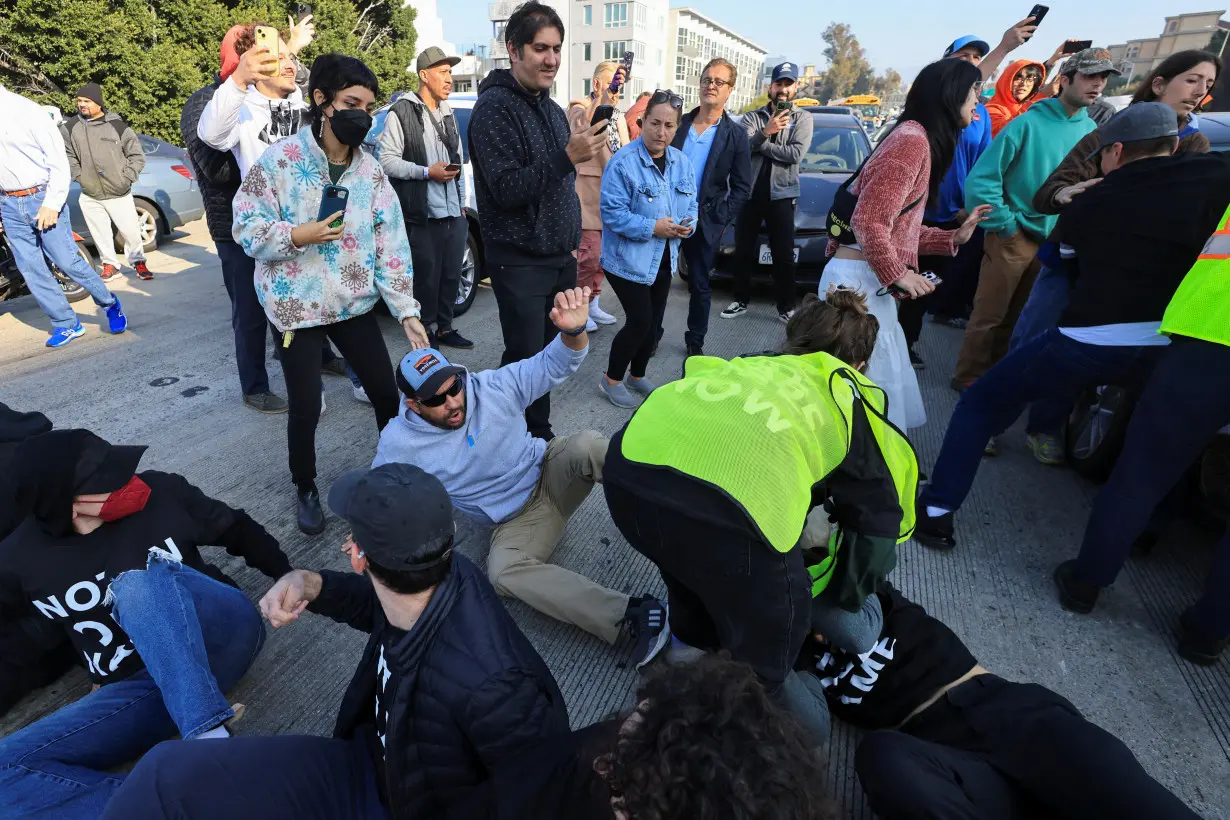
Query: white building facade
[[564, 0, 670, 103], [487, 0, 572, 101], [667, 8, 767, 113]]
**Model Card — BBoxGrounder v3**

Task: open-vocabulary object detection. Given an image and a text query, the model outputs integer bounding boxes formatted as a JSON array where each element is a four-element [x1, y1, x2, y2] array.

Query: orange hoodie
[[986, 59, 1047, 137]]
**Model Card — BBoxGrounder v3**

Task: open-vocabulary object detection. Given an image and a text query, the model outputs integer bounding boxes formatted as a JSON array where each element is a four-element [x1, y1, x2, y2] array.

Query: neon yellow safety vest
[[619, 351, 919, 558], [1160, 204, 1230, 346]]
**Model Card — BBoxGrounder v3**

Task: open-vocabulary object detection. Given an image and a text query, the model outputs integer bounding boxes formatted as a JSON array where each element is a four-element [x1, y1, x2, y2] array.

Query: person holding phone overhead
[[596, 90, 697, 408], [380, 47, 475, 351], [233, 54, 429, 536]]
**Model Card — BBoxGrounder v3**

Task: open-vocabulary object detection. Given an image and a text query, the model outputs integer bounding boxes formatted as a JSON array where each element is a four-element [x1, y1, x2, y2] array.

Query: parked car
[[365, 93, 484, 317], [707, 109, 872, 288], [67, 132, 205, 254], [1197, 110, 1230, 152]]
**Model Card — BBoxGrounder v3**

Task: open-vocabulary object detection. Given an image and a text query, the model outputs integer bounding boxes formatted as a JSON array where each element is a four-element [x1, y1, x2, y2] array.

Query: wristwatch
[[561, 325, 587, 337], [422, 166, 431, 180]]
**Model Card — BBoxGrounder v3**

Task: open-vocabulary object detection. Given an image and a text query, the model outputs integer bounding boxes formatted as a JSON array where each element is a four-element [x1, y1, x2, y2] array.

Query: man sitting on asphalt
[[804, 582, 1199, 819], [916, 103, 1230, 550], [373, 287, 666, 658], [103, 463, 571, 820]]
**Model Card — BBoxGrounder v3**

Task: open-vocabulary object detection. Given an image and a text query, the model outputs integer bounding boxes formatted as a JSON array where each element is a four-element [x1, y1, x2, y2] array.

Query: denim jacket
[[599, 139, 698, 285]]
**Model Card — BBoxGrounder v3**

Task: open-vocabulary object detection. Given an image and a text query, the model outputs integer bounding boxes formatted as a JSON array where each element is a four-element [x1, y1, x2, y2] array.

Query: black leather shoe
[[913, 508, 956, 551], [437, 329, 475, 350], [297, 487, 325, 535], [1178, 608, 1228, 665], [1053, 560, 1100, 614], [686, 343, 704, 357]]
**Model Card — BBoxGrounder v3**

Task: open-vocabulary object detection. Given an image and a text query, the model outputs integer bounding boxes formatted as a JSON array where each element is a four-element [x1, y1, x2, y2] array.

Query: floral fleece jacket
[[232, 128, 420, 332]]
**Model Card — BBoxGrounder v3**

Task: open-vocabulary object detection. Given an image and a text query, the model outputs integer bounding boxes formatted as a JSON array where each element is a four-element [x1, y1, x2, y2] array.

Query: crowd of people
[[0, 2, 1227, 818]]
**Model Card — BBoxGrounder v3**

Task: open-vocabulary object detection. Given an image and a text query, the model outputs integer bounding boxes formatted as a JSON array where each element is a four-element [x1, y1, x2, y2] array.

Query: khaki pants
[[954, 230, 1041, 383], [78, 192, 146, 269], [488, 431, 628, 643]]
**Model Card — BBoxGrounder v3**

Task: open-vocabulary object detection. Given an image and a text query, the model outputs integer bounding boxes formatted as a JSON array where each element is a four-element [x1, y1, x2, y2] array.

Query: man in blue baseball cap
[[372, 286, 667, 661]]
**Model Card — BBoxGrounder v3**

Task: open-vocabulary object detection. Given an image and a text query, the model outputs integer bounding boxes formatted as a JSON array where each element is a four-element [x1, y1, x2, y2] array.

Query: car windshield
[[800, 124, 870, 173]]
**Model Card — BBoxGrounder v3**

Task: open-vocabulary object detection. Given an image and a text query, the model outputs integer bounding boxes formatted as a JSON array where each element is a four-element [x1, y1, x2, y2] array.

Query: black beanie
[[76, 82, 104, 108]]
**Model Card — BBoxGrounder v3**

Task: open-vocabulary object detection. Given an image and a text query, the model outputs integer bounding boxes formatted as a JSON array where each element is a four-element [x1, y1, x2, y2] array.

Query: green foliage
[[741, 92, 769, 114], [0, 0, 417, 144], [1207, 29, 1227, 59]]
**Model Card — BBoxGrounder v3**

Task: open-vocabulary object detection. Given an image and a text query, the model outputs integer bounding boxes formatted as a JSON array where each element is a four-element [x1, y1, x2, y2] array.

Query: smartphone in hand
[[444, 163, 462, 173], [255, 25, 280, 58], [1063, 39, 1092, 54], [1027, 4, 1049, 33], [318, 185, 348, 230], [679, 217, 695, 226]]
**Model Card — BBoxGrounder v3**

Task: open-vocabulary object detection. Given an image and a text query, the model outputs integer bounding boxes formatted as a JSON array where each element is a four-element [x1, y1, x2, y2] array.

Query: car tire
[[47, 241, 93, 303], [117, 198, 159, 254], [453, 227, 480, 317], [1065, 385, 1135, 482], [677, 253, 690, 282]]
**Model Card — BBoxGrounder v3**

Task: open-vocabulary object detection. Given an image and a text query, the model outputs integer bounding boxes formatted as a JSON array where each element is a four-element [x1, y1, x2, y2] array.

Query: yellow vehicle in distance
[[829, 94, 882, 130]]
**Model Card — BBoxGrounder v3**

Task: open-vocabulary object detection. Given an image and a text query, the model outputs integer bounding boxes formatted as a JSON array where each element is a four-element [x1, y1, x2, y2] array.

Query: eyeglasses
[[699, 77, 731, 88], [649, 89, 684, 109], [418, 374, 465, 407]]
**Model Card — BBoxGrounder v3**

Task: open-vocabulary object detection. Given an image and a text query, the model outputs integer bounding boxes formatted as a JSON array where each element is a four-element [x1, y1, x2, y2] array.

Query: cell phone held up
[[609, 51, 634, 93], [590, 104, 615, 131], [1063, 39, 1093, 54], [1026, 5, 1049, 34], [318, 185, 348, 231], [254, 25, 280, 59], [775, 99, 793, 115]]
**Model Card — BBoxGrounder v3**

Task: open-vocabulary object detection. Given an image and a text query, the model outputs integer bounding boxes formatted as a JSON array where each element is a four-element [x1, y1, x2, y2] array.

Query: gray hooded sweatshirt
[[63, 113, 145, 200]]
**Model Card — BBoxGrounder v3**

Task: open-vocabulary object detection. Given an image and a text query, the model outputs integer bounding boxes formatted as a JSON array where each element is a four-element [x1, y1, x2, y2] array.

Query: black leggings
[[279, 311, 398, 489], [605, 264, 671, 381]]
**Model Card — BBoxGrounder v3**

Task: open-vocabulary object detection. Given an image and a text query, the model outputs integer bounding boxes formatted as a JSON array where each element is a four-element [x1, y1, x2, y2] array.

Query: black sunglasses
[[418, 373, 465, 407], [649, 89, 684, 109]]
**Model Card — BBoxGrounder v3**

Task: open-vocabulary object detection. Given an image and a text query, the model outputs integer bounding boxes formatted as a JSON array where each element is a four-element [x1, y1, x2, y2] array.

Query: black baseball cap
[[1086, 102, 1178, 160], [73, 433, 147, 494], [327, 463, 455, 570]]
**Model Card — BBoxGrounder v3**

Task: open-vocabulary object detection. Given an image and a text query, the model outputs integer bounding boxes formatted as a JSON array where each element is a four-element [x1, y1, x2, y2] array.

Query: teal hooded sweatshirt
[[964, 97, 1096, 241]]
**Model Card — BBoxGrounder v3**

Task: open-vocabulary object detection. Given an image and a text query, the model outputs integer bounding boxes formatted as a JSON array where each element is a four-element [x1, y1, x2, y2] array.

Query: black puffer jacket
[[180, 79, 241, 243], [310, 553, 569, 818], [469, 69, 581, 266]]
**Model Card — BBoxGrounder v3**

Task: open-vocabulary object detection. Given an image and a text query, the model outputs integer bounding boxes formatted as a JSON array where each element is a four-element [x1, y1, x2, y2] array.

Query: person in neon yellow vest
[[1054, 205, 1230, 665], [603, 288, 919, 745]]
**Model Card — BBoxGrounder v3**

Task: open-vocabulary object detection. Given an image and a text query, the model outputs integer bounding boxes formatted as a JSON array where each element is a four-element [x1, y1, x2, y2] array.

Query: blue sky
[[443, 2, 1192, 81]]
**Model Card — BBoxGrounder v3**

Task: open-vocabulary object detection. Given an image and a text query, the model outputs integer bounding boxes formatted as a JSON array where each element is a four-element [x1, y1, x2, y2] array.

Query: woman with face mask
[[233, 54, 430, 535]]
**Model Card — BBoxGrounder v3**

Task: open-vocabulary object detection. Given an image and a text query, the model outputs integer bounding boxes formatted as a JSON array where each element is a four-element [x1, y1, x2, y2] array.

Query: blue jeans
[[682, 230, 716, 348], [0, 189, 114, 329], [1075, 337, 1230, 639], [0, 557, 265, 820], [1009, 266, 1074, 436], [921, 329, 1162, 513]]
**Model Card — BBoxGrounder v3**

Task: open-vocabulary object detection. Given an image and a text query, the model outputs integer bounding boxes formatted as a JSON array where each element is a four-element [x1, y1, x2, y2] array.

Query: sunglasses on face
[[418, 374, 465, 407], [649, 89, 684, 109]]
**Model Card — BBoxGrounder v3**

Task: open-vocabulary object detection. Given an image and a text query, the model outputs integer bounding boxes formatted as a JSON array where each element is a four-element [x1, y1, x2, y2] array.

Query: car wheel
[[453, 228, 480, 317], [47, 241, 93, 303], [677, 253, 690, 282], [1065, 385, 1135, 482], [117, 198, 159, 254]]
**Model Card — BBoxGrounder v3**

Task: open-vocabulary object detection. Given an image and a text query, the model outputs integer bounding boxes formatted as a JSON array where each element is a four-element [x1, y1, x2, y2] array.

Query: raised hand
[[549, 286, 593, 332]]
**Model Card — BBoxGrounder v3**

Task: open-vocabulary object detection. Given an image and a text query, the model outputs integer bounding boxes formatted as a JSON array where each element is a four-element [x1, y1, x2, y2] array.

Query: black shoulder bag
[[825, 149, 925, 246]]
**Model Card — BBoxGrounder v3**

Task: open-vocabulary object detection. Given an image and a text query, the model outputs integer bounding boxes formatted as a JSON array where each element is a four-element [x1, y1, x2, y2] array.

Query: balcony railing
[[489, 1, 520, 21]]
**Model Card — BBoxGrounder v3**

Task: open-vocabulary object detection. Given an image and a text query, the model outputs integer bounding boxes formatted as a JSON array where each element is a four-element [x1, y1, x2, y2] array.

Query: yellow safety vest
[[619, 352, 918, 561], [1161, 204, 1230, 346]]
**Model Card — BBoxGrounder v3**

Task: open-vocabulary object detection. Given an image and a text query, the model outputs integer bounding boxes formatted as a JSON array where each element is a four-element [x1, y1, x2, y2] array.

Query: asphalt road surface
[[2, 221, 1227, 818]]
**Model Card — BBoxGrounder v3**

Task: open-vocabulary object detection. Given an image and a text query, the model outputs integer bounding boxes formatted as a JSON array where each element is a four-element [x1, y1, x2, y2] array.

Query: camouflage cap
[[1067, 47, 1121, 76]]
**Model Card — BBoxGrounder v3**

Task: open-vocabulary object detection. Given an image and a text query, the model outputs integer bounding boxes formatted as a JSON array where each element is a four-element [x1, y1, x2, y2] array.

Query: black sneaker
[[296, 486, 325, 535], [321, 358, 348, 378], [1178, 608, 1228, 665], [914, 508, 956, 551], [622, 595, 668, 668], [1053, 560, 1100, 614], [243, 391, 289, 414], [720, 301, 748, 319], [909, 348, 925, 370], [437, 329, 475, 350], [686, 343, 704, 357]]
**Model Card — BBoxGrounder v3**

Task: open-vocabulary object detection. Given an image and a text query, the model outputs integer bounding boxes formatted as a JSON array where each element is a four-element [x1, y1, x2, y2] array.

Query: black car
[[707, 109, 871, 288]]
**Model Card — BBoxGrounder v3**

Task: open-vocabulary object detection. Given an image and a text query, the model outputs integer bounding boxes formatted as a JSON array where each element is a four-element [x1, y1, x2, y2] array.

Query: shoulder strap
[[111, 118, 128, 141]]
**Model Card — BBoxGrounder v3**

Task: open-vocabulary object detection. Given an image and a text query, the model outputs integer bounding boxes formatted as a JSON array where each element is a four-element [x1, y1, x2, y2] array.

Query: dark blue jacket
[[310, 553, 569, 819], [671, 108, 752, 245], [925, 104, 991, 224]]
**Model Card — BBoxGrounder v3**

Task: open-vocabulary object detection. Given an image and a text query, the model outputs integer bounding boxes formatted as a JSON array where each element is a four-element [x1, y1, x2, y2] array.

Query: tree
[[871, 69, 902, 99], [813, 23, 872, 102], [0, 0, 416, 145], [1207, 29, 1227, 59]]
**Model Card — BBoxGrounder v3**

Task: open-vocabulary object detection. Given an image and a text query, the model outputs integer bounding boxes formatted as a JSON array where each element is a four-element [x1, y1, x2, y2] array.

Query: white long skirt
[[818, 257, 926, 431]]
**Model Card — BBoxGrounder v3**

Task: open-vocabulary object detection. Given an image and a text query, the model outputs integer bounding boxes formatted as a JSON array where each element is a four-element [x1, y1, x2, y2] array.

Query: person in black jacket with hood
[[0, 430, 288, 819], [469, 1, 611, 440], [104, 462, 569, 820]]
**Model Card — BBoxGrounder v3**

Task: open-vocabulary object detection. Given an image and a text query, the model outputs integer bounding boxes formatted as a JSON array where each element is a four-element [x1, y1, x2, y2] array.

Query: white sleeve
[[38, 116, 71, 213], [197, 78, 248, 152]]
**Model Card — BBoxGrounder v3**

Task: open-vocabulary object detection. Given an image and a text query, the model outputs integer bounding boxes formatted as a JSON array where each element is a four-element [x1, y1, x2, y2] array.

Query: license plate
[[759, 244, 800, 264]]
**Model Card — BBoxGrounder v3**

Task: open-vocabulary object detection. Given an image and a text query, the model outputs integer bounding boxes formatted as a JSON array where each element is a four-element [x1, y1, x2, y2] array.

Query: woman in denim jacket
[[597, 90, 699, 407]]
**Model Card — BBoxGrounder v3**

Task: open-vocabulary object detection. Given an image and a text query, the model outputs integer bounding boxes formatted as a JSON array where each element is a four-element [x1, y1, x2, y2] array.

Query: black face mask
[[327, 108, 373, 148]]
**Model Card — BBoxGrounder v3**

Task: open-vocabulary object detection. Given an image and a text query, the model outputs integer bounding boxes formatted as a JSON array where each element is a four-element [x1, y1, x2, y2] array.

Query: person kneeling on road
[[103, 463, 570, 820], [0, 430, 288, 820], [802, 582, 1199, 819], [604, 288, 919, 746], [374, 286, 666, 658]]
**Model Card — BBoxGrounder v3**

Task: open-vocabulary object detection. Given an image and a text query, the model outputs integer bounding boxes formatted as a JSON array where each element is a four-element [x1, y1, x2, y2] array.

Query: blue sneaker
[[46, 322, 85, 348], [105, 297, 128, 334]]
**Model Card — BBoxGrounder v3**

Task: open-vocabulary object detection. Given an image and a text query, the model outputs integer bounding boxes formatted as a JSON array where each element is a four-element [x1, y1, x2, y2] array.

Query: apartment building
[[667, 8, 768, 112], [566, 0, 671, 102], [1108, 9, 1228, 80]]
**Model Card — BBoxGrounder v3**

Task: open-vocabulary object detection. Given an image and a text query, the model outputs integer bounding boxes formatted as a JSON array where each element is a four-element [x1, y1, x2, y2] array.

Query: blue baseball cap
[[771, 61, 798, 83], [944, 35, 990, 59], [396, 348, 465, 400]]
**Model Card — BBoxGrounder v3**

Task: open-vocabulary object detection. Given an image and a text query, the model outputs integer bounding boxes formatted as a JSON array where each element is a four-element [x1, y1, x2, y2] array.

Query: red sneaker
[[100, 264, 121, 281], [134, 261, 153, 280]]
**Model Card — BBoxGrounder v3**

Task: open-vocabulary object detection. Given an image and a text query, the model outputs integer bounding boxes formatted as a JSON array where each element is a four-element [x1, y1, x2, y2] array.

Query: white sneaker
[[720, 301, 748, 319], [353, 385, 371, 404], [589, 296, 617, 325], [585, 317, 598, 333], [320, 390, 327, 415]]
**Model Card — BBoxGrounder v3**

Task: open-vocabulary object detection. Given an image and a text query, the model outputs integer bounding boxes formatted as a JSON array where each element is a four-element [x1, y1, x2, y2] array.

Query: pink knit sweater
[[826, 120, 958, 286]]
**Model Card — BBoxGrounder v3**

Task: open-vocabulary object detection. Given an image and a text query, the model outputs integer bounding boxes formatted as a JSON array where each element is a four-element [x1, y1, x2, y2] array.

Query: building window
[[1166, 21, 1177, 33], [676, 55, 686, 81], [657, 48, 663, 66], [604, 3, 627, 28], [634, 3, 647, 28], [659, 15, 665, 31], [1126, 45, 1139, 59], [678, 28, 687, 48], [583, 5, 592, 25], [581, 78, 591, 97], [582, 42, 592, 61], [604, 40, 628, 60]]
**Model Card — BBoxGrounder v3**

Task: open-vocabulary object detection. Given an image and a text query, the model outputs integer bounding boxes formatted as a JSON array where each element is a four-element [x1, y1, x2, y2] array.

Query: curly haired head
[[598, 655, 840, 820], [782, 288, 879, 369]]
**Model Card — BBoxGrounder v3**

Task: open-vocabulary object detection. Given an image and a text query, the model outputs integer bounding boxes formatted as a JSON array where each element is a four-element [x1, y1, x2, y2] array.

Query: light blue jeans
[[0, 556, 265, 820], [0, 189, 114, 329]]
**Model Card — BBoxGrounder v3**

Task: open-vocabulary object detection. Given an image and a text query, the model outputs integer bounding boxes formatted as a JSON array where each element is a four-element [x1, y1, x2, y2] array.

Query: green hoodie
[[964, 98, 1096, 240]]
